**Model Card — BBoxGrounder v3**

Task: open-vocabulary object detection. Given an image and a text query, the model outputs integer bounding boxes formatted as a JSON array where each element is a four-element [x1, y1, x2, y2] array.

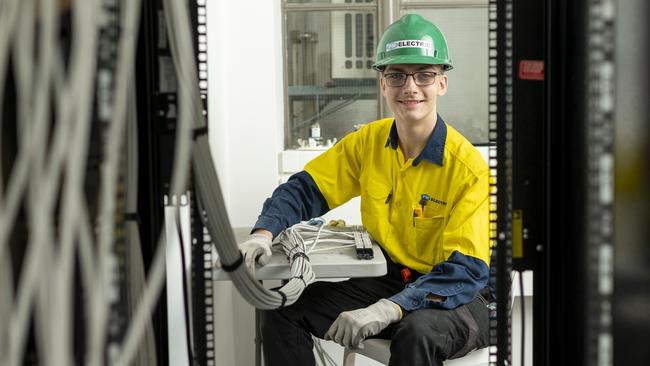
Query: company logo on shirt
[[429, 197, 447, 206]]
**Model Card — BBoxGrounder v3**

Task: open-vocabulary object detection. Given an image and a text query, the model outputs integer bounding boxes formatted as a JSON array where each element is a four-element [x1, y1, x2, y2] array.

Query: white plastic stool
[[342, 339, 490, 366]]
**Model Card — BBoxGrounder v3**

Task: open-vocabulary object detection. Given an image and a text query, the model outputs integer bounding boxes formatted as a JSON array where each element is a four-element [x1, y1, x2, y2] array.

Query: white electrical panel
[[331, 0, 375, 79]]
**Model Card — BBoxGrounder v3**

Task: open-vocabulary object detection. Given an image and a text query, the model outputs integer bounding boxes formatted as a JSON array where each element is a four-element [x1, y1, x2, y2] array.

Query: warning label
[[518, 60, 544, 81]]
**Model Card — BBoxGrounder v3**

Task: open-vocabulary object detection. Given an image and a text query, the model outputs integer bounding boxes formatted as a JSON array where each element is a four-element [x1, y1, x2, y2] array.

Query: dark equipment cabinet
[[509, 0, 547, 365], [511, 0, 546, 273]]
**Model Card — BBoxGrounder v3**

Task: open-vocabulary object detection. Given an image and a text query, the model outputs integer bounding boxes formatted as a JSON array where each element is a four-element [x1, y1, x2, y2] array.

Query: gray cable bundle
[[158, 0, 316, 311], [0, 1, 320, 365]]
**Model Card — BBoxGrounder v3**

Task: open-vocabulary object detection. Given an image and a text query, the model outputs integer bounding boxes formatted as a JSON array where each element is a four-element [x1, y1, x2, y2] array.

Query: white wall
[[207, 0, 284, 228], [207, 1, 283, 365]]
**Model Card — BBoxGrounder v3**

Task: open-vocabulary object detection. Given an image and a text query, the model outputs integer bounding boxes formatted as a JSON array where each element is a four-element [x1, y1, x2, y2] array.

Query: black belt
[[379, 245, 425, 284]]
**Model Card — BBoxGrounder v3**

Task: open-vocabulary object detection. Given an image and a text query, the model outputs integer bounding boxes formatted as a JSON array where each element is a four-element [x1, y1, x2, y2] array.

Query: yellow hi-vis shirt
[[304, 118, 490, 273]]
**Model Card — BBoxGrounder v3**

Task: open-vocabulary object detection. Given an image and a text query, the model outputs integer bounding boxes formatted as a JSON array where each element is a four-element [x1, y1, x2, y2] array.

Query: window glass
[[401, 8, 489, 143], [285, 10, 379, 149]]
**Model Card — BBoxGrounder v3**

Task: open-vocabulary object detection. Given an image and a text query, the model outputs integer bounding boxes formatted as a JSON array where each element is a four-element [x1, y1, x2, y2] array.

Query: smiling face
[[380, 64, 448, 126]]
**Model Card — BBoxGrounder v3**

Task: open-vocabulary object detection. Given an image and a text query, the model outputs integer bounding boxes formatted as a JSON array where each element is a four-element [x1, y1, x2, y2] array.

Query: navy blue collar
[[384, 114, 447, 166]]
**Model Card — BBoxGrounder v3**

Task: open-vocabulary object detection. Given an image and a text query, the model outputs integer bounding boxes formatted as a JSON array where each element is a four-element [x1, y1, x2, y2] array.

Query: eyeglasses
[[383, 71, 441, 87]]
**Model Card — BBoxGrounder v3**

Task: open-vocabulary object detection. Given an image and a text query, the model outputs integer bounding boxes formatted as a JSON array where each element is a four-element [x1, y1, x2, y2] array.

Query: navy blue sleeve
[[389, 251, 489, 311], [487, 246, 497, 302], [252, 171, 330, 239]]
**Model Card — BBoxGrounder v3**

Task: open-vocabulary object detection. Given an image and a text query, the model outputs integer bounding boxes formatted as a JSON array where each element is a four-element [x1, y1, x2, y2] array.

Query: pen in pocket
[[412, 206, 422, 226]]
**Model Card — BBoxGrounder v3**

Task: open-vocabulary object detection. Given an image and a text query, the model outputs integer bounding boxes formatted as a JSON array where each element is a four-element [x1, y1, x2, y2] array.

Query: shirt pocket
[[360, 181, 392, 237], [360, 181, 391, 212], [412, 215, 445, 264]]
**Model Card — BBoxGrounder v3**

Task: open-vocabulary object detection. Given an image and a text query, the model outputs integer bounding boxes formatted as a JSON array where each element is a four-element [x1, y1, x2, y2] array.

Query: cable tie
[[273, 289, 288, 308], [193, 126, 208, 140], [293, 274, 307, 287], [123, 212, 140, 224], [291, 252, 310, 263], [221, 252, 244, 272]]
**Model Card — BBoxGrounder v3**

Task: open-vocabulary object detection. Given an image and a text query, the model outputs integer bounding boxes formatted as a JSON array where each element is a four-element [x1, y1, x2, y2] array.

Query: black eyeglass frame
[[382, 71, 442, 87]]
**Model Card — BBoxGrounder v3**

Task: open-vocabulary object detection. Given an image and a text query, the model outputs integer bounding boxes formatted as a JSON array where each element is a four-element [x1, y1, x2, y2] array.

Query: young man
[[245, 14, 491, 366]]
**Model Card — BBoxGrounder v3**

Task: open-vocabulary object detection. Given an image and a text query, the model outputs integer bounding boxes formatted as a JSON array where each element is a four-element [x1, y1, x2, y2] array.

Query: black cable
[[174, 204, 195, 365], [519, 270, 525, 366]]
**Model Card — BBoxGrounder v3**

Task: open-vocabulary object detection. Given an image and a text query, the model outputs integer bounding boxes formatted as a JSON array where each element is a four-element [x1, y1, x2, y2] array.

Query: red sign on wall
[[518, 60, 544, 81]]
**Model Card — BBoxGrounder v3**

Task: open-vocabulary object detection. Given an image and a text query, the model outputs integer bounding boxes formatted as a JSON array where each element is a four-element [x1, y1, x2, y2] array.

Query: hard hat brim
[[372, 54, 453, 71]]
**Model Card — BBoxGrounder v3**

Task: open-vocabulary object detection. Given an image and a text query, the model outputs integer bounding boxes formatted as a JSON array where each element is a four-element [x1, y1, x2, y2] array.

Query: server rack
[[495, 0, 619, 365], [135, 0, 214, 364]]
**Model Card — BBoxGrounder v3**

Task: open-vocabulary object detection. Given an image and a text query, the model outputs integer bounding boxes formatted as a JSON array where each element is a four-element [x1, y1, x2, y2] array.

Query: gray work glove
[[213, 233, 272, 271], [239, 233, 273, 270], [324, 299, 402, 349]]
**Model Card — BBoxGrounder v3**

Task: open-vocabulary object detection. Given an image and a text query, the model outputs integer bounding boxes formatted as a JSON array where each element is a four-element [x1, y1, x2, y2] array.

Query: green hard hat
[[372, 14, 453, 71]]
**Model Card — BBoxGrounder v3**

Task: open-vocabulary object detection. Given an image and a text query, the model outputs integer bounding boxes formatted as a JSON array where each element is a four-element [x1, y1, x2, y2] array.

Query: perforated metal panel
[[97, 1, 130, 363], [585, 1, 615, 364], [488, 0, 513, 365], [190, 0, 216, 364]]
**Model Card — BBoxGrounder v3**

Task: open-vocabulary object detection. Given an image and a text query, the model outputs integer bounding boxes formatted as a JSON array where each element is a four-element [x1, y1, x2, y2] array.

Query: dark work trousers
[[261, 252, 490, 366]]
